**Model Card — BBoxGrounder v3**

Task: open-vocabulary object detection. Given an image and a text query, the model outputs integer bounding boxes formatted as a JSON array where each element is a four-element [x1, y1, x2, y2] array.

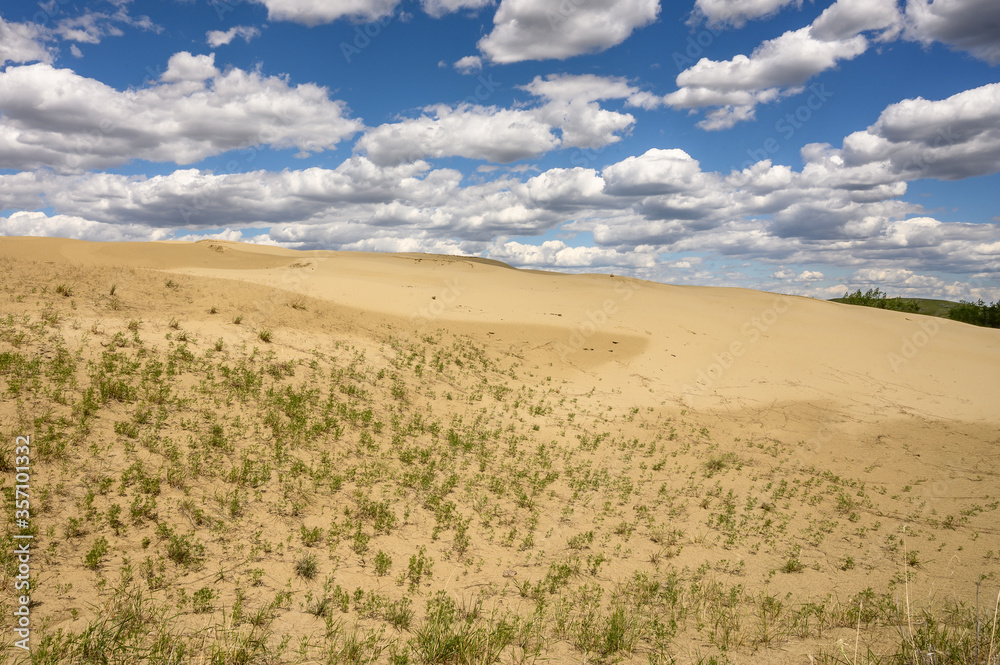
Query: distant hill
[[829, 294, 960, 318]]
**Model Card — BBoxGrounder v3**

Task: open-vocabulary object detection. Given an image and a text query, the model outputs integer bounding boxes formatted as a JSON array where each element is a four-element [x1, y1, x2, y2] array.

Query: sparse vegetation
[[0, 252, 995, 665]]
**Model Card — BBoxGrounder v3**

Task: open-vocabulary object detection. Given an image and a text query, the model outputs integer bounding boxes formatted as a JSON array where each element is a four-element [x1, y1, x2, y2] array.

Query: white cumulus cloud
[[356, 74, 646, 165], [453, 55, 482, 74], [478, 0, 660, 63], [839, 82, 1000, 180], [422, 0, 492, 18], [690, 0, 804, 28], [206, 25, 261, 47], [251, 0, 400, 24], [0, 16, 55, 65], [669, 0, 902, 130], [0, 53, 364, 172], [904, 0, 1000, 64]]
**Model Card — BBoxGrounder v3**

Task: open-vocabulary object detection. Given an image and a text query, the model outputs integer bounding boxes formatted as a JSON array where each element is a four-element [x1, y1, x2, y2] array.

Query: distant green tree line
[[948, 299, 1000, 328], [840, 288, 919, 313], [840, 288, 1000, 329]]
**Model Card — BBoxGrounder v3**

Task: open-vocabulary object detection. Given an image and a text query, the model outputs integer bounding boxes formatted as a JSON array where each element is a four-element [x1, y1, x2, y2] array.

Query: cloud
[[421, 0, 492, 18], [661, 215, 1000, 283], [356, 74, 643, 165], [904, 0, 1000, 64], [0, 171, 55, 211], [251, 0, 400, 24], [695, 104, 759, 131], [6, 146, 999, 287], [810, 0, 900, 41], [52, 5, 160, 44], [846, 266, 990, 300], [665, 25, 869, 129], [522, 167, 609, 211], [0, 16, 55, 65], [453, 55, 482, 74], [838, 82, 1000, 180], [0, 53, 364, 172], [0, 210, 173, 242], [520, 73, 662, 109], [601, 149, 705, 196], [356, 104, 561, 164], [161, 51, 219, 82], [669, 0, 901, 129], [478, 0, 660, 63], [486, 239, 656, 268], [3, 158, 454, 227], [673, 0, 1000, 132], [206, 25, 261, 47], [690, 0, 803, 28]]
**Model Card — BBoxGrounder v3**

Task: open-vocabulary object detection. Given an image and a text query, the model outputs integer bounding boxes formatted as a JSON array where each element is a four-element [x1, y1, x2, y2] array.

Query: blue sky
[[1, 0, 999, 300]]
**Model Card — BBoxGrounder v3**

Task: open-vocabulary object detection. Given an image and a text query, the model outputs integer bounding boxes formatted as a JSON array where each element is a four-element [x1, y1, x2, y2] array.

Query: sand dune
[[1, 236, 997, 664], [10, 236, 994, 423]]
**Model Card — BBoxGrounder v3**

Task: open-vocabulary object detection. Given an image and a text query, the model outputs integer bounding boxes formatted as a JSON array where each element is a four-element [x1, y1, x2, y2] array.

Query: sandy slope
[[6, 235, 997, 495], [2, 235, 999, 663], [8, 236, 995, 427]]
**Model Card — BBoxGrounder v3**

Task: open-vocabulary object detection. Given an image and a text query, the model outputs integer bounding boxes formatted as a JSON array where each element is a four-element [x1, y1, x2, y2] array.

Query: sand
[[0, 235, 997, 664]]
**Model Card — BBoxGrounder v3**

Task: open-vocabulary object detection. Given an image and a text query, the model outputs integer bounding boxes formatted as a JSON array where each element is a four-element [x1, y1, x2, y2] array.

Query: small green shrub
[[782, 557, 805, 573], [301, 525, 323, 547], [166, 532, 205, 567], [374, 550, 392, 577], [295, 552, 319, 579], [192, 587, 215, 613], [84, 536, 109, 570]]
